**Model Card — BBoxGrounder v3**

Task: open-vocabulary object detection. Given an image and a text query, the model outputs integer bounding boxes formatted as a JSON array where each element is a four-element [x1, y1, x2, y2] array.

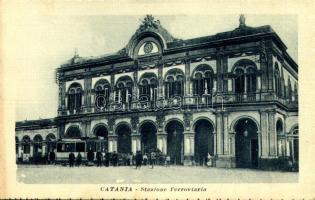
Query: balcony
[[58, 92, 298, 116]]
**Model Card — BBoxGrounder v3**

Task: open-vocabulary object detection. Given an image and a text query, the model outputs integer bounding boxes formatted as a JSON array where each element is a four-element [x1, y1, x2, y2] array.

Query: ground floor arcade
[[16, 109, 299, 169]]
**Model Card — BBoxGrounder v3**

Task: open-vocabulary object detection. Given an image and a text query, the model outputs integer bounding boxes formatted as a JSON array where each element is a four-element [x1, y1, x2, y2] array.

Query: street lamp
[[243, 130, 249, 137]]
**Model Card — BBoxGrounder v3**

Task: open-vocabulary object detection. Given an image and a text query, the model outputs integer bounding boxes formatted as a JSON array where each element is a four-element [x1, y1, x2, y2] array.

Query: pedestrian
[[135, 151, 143, 169], [112, 151, 118, 166], [165, 155, 170, 167], [105, 152, 110, 167], [150, 151, 156, 169], [87, 148, 95, 165], [143, 153, 148, 166], [207, 153, 213, 167], [129, 153, 133, 166], [49, 151, 56, 165], [68, 152, 75, 167], [131, 153, 136, 166], [76, 152, 82, 166], [96, 151, 102, 167], [126, 153, 130, 166]]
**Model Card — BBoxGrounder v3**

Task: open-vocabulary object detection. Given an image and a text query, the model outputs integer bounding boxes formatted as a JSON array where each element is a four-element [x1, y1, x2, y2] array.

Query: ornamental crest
[[139, 15, 160, 31]]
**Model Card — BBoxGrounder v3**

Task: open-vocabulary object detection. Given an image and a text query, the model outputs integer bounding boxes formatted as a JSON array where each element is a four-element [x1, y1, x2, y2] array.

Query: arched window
[[115, 76, 133, 108], [65, 126, 81, 139], [164, 69, 185, 99], [235, 68, 245, 94], [233, 59, 257, 101], [274, 64, 282, 97], [192, 65, 213, 96], [94, 79, 111, 110], [68, 83, 83, 113], [139, 73, 158, 105]]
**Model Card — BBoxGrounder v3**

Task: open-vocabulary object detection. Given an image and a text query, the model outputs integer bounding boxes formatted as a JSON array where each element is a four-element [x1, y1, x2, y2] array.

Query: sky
[[9, 14, 297, 121]]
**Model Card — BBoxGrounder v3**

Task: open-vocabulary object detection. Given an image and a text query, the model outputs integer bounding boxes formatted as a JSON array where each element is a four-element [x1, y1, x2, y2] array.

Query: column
[[222, 55, 228, 93], [223, 113, 229, 155], [183, 131, 194, 165], [260, 111, 269, 158], [84, 77, 92, 112], [58, 81, 66, 115], [132, 65, 139, 102], [216, 112, 223, 155], [157, 131, 167, 154], [131, 134, 141, 154], [184, 58, 191, 96], [42, 144, 47, 157], [157, 60, 164, 98], [228, 131, 234, 156], [108, 135, 117, 152], [30, 145, 34, 157], [259, 40, 269, 92], [267, 51, 274, 91], [268, 110, 277, 156]]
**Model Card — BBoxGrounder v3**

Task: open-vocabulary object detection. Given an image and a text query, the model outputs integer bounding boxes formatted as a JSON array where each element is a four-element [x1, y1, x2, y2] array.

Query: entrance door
[[235, 118, 259, 168], [251, 139, 258, 168], [166, 120, 184, 165], [194, 119, 214, 165]]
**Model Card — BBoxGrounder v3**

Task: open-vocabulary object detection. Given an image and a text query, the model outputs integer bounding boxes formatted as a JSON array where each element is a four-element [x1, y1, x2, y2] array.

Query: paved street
[[17, 165, 298, 184]]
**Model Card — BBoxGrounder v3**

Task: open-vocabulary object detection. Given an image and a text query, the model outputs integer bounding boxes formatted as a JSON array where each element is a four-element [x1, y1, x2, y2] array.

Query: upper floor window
[[274, 64, 282, 97], [164, 69, 185, 99], [94, 79, 111, 110], [192, 64, 213, 96], [233, 59, 257, 94], [139, 73, 158, 102], [115, 76, 133, 105], [68, 83, 83, 113]]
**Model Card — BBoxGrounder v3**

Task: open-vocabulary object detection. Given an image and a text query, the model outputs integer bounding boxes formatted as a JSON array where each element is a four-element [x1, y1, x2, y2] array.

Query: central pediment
[[119, 15, 177, 59]]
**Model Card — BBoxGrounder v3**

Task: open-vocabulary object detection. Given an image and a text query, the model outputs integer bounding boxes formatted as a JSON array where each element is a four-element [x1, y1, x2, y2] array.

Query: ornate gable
[[118, 15, 177, 59]]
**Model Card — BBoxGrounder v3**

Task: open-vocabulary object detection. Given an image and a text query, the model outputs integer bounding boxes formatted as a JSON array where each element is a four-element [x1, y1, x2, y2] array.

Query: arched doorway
[[140, 121, 157, 154], [94, 125, 109, 152], [116, 123, 131, 154], [234, 118, 259, 168], [33, 135, 43, 156], [22, 135, 31, 154], [166, 120, 184, 165], [292, 126, 299, 163], [46, 134, 56, 153], [194, 119, 214, 165]]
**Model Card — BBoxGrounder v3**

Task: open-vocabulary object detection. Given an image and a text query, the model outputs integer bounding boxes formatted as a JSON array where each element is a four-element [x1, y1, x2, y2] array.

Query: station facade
[[16, 15, 298, 169]]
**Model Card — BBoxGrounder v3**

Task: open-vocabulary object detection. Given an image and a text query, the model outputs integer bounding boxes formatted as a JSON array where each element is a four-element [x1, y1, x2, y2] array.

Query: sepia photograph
[[3, 1, 315, 199], [14, 14, 298, 184]]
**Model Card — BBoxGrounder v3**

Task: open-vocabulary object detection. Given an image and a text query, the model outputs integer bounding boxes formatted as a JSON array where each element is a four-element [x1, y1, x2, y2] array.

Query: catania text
[[100, 187, 207, 192]]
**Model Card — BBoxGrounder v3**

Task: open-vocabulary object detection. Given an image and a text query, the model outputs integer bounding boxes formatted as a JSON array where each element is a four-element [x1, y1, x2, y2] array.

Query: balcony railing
[[59, 92, 298, 116]]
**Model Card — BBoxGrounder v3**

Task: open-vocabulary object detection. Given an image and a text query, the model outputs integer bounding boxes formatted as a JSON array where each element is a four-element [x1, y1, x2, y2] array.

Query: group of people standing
[[67, 150, 171, 168]]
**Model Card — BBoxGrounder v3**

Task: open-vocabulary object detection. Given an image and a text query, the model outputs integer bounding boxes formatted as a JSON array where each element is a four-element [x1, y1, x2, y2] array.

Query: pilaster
[[268, 110, 277, 156], [184, 57, 191, 96], [157, 59, 164, 98], [84, 77, 92, 112], [183, 131, 194, 165], [260, 110, 269, 158], [157, 131, 167, 154]]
